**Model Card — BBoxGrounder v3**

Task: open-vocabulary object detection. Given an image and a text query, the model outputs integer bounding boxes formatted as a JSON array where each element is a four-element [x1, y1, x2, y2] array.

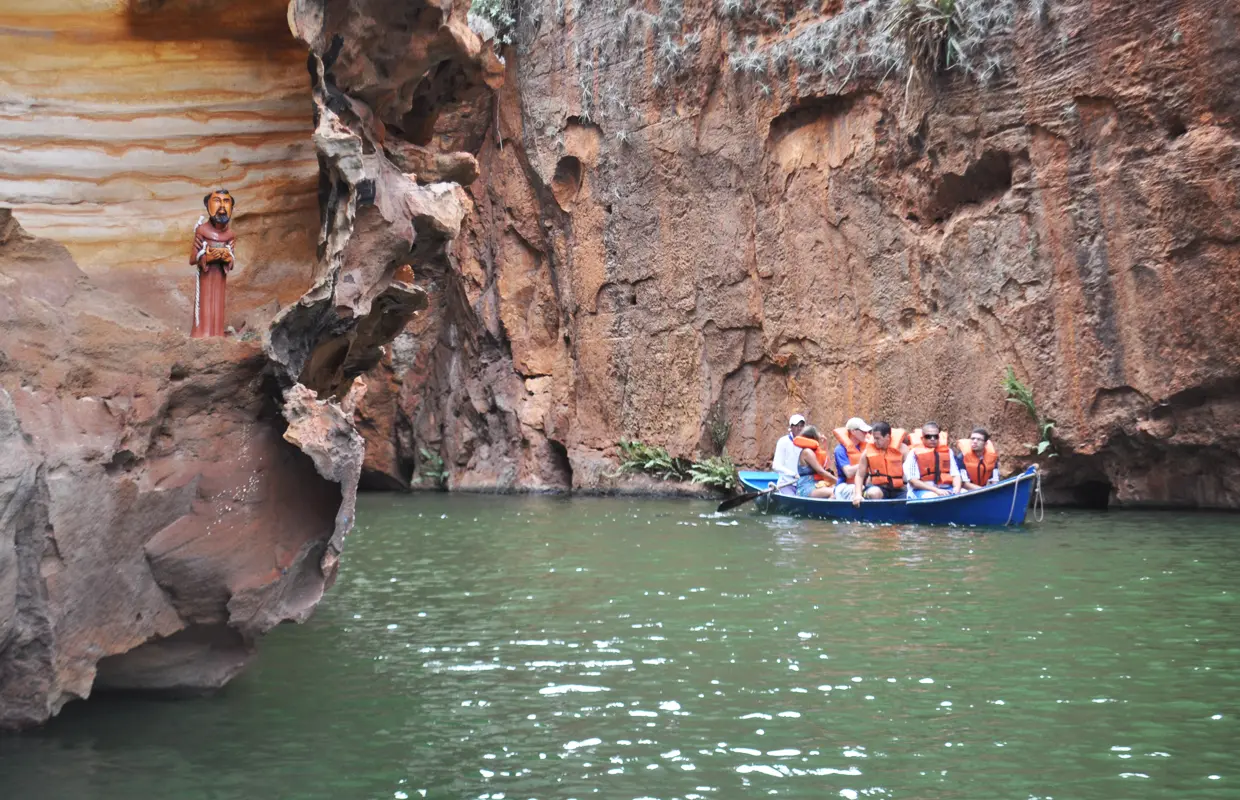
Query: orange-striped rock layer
[[0, 0, 318, 326]]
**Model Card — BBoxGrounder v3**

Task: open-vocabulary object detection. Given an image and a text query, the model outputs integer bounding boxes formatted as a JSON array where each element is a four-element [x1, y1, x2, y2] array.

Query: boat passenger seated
[[770, 413, 807, 495], [906, 422, 961, 498], [850, 421, 909, 506], [830, 417, 870, 501], [793, 426, 836, 498], [956, 427, 1000, 491]]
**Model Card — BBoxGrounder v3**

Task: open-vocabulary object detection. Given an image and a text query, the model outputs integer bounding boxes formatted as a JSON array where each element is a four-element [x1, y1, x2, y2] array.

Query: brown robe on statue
[[190, 220, 235, 338]]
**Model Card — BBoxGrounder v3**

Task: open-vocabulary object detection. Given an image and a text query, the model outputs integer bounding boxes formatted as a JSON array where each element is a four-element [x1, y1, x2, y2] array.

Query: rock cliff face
[[364, 0, 1240, 508], [0, 211, 337, 727], [0, 0, 494, 729], [0, 0, 319, 328]]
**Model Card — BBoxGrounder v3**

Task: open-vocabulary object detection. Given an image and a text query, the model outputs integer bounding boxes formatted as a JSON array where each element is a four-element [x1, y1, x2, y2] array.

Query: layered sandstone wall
[[0, 0, 319, 327], [368, 0, 1240, 507]]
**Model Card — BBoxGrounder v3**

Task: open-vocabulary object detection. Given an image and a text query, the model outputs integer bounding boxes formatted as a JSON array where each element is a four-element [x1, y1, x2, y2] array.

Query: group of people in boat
[[772, 414, 1000, 506]]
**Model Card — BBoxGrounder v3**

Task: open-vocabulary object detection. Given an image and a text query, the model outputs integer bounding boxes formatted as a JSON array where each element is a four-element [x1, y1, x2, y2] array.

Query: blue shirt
[[833, 444, 851, 477]]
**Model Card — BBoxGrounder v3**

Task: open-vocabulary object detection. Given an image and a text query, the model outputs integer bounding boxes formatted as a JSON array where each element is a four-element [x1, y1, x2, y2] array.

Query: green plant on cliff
[[884, 0, 958, 89], [728, 0, 1022, 99], [418, 447, 450, 489], [689, 456, 739, 491], [1002, 366, 1056, 456], [618, 439, 695, 481], [705, 400, 732, 454], [881, 0, 1012, 92], [616, 440, 737, 490]]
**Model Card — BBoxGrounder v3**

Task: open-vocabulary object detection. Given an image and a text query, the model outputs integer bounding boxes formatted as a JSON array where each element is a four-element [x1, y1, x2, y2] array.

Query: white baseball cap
[[844, 417, 871, 432], [788, 414, 806, 426]]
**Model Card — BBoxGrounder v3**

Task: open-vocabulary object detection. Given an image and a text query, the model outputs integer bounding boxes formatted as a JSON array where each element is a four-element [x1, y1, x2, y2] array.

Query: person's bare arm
[[852, 453, 868, 506], [800, 450, 826, 479], [807, 451, 836, 483]]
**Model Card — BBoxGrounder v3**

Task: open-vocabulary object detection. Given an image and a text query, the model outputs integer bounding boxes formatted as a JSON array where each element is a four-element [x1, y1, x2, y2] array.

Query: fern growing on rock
[[1002, 366, 1056, 456], [689, 456, 739, 491]]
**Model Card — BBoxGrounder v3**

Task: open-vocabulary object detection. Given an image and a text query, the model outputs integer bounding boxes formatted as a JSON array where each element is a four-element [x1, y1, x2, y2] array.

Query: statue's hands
[[204, 245, 234, 267]]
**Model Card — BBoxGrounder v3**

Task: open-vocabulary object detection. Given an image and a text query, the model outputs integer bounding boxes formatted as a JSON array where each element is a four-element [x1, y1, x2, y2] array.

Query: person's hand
[[935, 488, 950, 497], [851, 493, 862, 508]]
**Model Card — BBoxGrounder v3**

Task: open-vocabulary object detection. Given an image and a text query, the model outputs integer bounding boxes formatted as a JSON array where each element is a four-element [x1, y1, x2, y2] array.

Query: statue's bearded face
[[206, 192, 233, 224]]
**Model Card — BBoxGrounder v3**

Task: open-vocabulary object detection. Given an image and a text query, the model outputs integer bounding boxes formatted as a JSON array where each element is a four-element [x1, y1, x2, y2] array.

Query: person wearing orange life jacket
[[956, 427, 1000, 490], [830, 417, 871, 502], [905, 421, 961, 498], [791, 426, 836, 498], [851, 421, 911, 506]]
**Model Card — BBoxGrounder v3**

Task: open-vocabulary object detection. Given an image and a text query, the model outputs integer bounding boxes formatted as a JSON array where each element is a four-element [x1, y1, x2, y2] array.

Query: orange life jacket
[[792, 436, 829, 470], [832, 427, 870, 467], [910, 428, 954, 488], [862, 428, 906, 489], [957, 439, 998, 486]]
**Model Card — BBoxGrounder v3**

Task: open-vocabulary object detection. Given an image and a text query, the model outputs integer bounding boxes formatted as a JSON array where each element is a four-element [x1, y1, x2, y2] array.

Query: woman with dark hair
[[793, 426, 836, 498]]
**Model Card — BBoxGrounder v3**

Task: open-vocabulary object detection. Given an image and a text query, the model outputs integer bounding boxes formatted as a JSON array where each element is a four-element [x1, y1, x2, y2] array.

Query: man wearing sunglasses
[[904, 421, 961, 498]]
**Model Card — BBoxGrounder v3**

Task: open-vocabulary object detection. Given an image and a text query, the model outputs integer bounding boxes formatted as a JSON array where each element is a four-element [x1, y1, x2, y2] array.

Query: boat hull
[[738, 466, 1039, 526]]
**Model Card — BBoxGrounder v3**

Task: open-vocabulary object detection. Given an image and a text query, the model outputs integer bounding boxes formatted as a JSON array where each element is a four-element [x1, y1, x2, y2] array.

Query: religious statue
[[190, 189, 237, 338]]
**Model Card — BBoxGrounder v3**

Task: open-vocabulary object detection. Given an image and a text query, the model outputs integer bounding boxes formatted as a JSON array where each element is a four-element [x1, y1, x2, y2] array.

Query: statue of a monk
[[190, 189, 237, 338]]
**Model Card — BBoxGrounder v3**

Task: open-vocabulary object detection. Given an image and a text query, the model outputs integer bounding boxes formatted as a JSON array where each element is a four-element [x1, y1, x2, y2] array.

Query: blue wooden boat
[[736, 465, 1040, 526]]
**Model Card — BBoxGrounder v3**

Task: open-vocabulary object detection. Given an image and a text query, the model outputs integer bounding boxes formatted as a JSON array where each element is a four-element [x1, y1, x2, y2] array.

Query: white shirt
[[903, 449, 960, 486], [772, 434, 800, 485]]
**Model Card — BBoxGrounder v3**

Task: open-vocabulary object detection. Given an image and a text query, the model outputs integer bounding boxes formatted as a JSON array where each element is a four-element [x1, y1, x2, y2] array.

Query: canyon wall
[[365, 0, 1240, 508], [0, 0, 496, 729]]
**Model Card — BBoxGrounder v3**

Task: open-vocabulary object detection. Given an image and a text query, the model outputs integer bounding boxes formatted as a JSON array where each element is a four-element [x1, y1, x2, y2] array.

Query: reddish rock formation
[[361, 0, 1240, 508], [0, 0, 495, 729], [0, 211, 339, 726]]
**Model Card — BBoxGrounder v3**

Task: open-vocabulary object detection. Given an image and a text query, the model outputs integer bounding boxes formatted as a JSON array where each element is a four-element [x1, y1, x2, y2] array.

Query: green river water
[[1, 494, 1238, 800]]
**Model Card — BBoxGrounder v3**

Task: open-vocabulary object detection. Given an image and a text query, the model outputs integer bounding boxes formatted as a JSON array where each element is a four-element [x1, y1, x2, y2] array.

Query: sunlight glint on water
[[0, 494, 1237, 800]]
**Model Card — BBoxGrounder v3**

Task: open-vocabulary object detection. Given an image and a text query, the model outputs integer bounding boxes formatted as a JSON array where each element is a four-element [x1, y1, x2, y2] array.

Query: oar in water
[[717, 484, 780, 513]]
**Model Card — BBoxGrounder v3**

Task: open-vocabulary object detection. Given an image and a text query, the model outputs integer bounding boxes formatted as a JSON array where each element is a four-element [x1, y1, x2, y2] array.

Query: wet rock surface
[[364, 0, 1240, 507]]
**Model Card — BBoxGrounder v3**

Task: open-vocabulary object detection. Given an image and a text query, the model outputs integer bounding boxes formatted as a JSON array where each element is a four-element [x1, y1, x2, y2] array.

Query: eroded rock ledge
[[0, 0, 497, 729]]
